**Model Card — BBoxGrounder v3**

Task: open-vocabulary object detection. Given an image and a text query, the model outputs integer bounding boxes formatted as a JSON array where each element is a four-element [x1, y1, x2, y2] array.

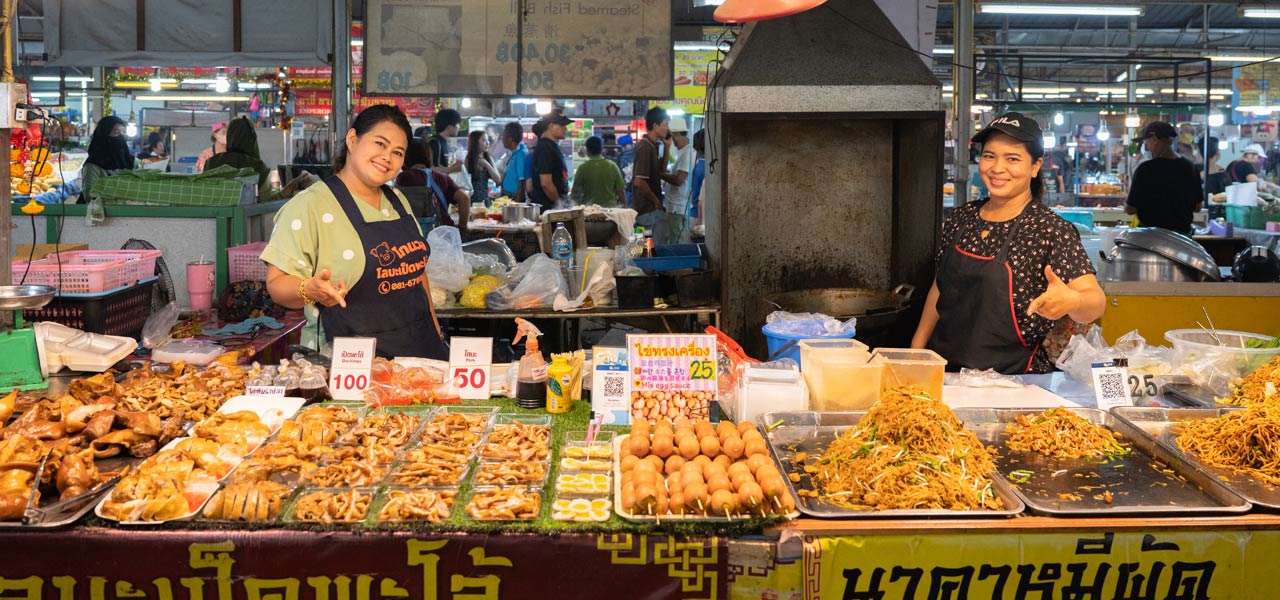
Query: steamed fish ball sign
[[628, 334, 716, 422]]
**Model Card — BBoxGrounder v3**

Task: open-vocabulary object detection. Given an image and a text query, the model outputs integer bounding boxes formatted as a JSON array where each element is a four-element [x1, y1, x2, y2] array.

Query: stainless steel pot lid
[[1115, 228, 1221, 281]]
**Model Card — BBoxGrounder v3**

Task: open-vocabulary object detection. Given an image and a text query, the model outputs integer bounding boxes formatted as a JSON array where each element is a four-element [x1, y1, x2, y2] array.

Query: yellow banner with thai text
[[730, 530, 1280, 600], [649, 50, 715, 115]]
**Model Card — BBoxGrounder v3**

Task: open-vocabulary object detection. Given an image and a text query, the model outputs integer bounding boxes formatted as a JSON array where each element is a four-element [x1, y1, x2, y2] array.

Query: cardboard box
[[14, 243, 87, 261]]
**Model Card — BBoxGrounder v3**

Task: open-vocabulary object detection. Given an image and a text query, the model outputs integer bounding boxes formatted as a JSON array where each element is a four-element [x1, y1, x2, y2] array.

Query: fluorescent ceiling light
[[675, 42, 718, 51], [32, 76, 94, 83], [1206, 55, 1279, 62], [351, 40, 364, 47], [115, 81, 178, 89], [1021, 93, 1069, 99], [1243, 7, 1280, 18], [934, 47, 955, 55], [134, 94, 251, 102], [31, 92, 86, 98], [942, 84, 954, 91], [1017, 86, 1077, 94], [1115, 72, 1128, 82], [979, 4, 1143, 17], [1158, 88, 1233, 96], [1083, 87, 1154, 95]]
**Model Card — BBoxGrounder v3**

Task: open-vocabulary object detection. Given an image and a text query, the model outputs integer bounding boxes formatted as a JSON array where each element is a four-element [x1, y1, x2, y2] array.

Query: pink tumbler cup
[[187, 261, 216, 313]]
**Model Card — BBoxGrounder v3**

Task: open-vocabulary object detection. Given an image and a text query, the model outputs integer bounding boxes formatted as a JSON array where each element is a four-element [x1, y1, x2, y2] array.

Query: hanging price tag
[[329, 337, 376, 401], [1091, 359, 1133, 410], [450, 337, 493, 400]]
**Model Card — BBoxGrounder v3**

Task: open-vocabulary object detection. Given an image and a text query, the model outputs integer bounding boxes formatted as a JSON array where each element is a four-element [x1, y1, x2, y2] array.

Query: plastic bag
[[465, 252, 508, 279], [764, 311, 857, 337], [485, 254, 566, 310], [946, 368, 1026, 388], [1055, 326, 1173, 388], [141, 301, 181, 349], [425, 226, 471, 293], [553, 248, 617, 311], [85, 197, 105, 226]]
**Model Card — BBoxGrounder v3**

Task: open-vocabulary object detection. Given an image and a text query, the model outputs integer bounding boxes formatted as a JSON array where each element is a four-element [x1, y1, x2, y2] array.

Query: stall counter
[[1098, 281, 1280, 345]]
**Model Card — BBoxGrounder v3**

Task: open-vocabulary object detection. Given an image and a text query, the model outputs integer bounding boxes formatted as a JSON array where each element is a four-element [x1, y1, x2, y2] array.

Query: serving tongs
[[21, 453, 123, 526]]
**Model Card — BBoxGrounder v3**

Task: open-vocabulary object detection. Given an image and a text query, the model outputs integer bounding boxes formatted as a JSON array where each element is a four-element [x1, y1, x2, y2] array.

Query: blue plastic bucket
[[762, 323, 857, 368]]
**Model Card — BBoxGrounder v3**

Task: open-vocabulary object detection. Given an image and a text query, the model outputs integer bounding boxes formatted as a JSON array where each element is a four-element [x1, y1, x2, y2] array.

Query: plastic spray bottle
[[512, 318, 548, 409]]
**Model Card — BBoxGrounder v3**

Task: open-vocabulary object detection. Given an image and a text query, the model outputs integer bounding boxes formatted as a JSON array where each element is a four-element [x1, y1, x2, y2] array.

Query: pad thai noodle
[[811, 387, 1004, 511], [1176, 402, 1280, 485], [1220, 356, 1280, 407], [1004, 406, 1129, 460]]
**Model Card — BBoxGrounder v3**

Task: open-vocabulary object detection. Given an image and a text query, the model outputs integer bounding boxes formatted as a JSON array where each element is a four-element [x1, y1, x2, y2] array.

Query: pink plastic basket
[[13, 255, 129, 293], [228, 242, 270, 283], [53, 250, 162, 284]]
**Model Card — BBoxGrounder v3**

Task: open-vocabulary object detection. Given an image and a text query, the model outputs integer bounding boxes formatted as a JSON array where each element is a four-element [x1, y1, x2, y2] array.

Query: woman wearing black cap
[[911, 112, 1106, 374], [1125, 121, 1202, 235]]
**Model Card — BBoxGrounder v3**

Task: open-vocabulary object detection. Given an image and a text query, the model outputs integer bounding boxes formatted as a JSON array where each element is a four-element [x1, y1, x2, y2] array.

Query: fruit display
[[616, 418, 796, 519]]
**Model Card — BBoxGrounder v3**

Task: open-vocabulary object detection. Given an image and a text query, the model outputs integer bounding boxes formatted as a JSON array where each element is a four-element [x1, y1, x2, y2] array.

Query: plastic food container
[[1165, 329, 1280, 394], [803, 355, 882, 412], [799, 339, 870, 369], [733, 362, 809, 424], [152, 339, 226, 366], [871, 348, 946, 399], [372, 486, 457, 524]]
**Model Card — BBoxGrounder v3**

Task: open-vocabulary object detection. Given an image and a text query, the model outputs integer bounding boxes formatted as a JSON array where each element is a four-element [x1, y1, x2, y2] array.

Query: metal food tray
[[1161, 383, 1226, 409], [955, 407, 1251, 516], [612, 435, 800, 522], [1112, 406, 1280, 511], [758, 411, 1025, 519]]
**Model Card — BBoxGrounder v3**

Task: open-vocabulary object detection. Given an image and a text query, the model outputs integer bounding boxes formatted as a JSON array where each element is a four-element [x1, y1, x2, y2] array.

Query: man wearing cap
[[1227, 143, 1276, 192], [912, 112, 1104, 375], [661, 118, 695, 243], [1125, 121, 1202, 235], [571, 136, 626, 208], [530, 110, 571, 211]]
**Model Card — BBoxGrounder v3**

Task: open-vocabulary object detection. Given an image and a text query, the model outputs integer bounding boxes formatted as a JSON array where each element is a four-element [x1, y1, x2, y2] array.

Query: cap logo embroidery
[[993, 117, 1021, 127]]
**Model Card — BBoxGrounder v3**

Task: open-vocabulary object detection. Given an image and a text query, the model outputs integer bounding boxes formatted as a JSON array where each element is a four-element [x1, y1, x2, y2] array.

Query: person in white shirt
[[661, 118, 695, 244]]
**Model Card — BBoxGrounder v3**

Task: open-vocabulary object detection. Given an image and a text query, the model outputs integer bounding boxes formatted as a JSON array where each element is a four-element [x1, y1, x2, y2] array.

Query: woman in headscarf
[[205, 117, 272, 201], [206, 117, 314, 202], [79, 116, 135, 203]]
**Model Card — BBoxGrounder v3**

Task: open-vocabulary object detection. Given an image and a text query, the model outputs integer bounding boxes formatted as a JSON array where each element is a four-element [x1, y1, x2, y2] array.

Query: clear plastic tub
[[799, 339, 870, 369], [804, 355, 883, 412], [872, 348, 947, 399], [1165, 329, 1280, 396], [372, 486, 457, 524]]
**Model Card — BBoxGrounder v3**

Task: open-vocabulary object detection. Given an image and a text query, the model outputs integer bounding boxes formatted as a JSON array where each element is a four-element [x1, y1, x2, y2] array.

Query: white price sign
[[450, 337, 493, 400], [329, 337, 377, 401]]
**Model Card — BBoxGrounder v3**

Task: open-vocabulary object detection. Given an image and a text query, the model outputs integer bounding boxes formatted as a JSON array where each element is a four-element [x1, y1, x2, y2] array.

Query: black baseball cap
[[539, 109, 572, 127], [971, 112, 1044, 148], [1140, 121, 1177, 140]]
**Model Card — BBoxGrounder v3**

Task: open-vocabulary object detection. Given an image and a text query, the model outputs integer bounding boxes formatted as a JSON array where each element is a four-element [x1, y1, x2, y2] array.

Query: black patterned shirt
[[937, 200, 1096, 372]]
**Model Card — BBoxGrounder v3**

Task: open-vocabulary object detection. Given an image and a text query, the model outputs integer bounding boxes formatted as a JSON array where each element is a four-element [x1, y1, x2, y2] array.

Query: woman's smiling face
[[344, 121, 408, 187], [979, 132, 1041, 201]]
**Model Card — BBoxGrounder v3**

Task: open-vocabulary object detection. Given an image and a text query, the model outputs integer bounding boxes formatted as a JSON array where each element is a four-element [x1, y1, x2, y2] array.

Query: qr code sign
[[1098, 372, 1127, 401], [602, 375, 625, 397]]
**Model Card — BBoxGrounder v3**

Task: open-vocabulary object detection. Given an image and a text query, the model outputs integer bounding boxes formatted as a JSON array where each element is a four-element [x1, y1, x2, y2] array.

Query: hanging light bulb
[[214, 68, 231, 94], [535, 100, 553, 115], [1124, 114, 1140, 128], [461, 97, 473, 109], [714, 0, 829, 23], [150, 67, 162, 92], [1096, 128, 1111, 141], [1208, 111, 1225, 127], [1053, 112, 1064, 126]]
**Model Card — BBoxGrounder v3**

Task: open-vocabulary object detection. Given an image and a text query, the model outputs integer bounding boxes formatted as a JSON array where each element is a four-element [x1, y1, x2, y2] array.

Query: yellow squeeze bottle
[[546, 355, 573, 414]]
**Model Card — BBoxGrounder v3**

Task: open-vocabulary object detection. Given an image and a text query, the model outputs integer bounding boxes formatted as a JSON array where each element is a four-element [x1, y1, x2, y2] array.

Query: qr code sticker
[[1098, 371, 1127, 401], [602, 375, 625, 398]]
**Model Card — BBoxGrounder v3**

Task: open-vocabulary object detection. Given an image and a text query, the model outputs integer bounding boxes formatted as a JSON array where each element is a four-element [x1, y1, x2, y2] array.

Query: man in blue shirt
[[499, 122, 528, 200]]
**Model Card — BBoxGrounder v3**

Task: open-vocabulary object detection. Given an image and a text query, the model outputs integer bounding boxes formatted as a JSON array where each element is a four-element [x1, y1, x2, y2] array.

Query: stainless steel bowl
[[0, 285, 57, 310], [502, 203, 542, 224], [1114, 228, 1221, 281]]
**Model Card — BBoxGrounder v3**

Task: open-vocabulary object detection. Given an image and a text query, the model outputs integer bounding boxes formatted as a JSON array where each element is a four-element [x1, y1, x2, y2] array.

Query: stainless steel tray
[[1112, 406, 1280, 511], [0, 454, 133, 529], [955, 407, 1251, 516], [757, 411, 1026, 519], [1161, 383, 1224, 409]]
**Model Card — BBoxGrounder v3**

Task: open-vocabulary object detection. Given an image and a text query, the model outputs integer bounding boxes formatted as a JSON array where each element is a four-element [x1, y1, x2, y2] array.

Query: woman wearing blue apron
[[912, 113, 1106, 375], [262, 105, 448, 360]]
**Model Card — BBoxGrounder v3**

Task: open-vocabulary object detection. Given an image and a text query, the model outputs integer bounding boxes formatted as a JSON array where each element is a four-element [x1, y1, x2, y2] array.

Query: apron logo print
[[370, 242, 396, 267]]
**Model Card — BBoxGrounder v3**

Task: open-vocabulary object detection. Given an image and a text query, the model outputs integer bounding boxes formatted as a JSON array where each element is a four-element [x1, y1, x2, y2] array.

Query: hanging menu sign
[[364, 0, 672, 99], [627, 334, 717, 423], [519, 0, 673, 98]]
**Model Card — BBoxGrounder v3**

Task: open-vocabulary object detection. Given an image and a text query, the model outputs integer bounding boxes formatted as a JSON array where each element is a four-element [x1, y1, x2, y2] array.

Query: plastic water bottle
[[629, 227, 646, 258], [552, 223, 574, 270]]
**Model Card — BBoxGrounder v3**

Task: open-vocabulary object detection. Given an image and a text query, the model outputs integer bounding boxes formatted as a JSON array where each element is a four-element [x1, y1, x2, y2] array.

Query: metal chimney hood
[[713, 0, 941, 114]]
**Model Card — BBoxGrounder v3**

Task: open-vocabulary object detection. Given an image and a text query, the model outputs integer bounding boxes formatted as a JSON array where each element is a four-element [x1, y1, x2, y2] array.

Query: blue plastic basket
[[634, 243, 706, 272], [762, 322, 857, 367]]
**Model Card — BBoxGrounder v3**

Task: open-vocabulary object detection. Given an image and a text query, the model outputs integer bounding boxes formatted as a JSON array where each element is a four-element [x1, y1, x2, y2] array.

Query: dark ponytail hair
[[333, 104, 413, 172], [1028, 140, 1046, 201]]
